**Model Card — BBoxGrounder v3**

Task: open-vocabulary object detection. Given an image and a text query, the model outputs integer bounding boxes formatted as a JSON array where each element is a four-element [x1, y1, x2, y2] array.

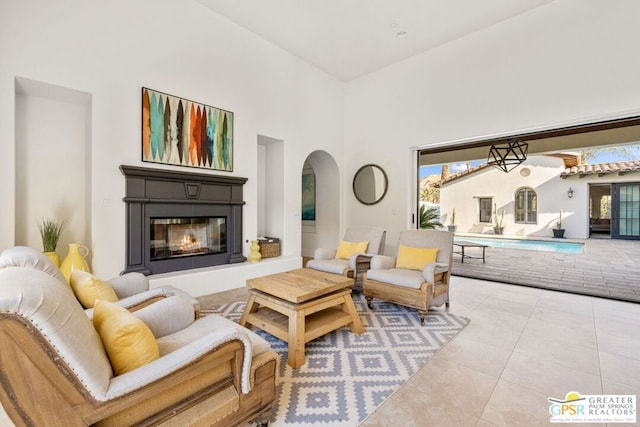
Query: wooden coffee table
[[239, 268, 364, 368]]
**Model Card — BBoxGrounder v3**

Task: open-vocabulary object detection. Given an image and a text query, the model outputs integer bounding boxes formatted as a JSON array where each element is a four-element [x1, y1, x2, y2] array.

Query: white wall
[[344, 1, 640, 252], [0, 0, 345, 294], [4, 1, 640, 293]]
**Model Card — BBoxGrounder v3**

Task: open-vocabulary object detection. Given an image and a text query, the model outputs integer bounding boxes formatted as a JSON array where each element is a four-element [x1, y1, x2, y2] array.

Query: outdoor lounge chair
[[363, 229, 454, 324], [306, 225, 386, 291]]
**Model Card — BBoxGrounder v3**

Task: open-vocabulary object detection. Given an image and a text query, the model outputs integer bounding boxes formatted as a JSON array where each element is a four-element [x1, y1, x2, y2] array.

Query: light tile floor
[[1, 276, 638, 426], [361, 276, 640, 427]]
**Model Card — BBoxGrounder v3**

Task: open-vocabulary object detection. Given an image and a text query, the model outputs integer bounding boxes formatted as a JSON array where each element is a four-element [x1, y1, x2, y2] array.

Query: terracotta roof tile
[[440, 163, 490, 185], [560, 160, 640, 178], [440, 154, 582, 185]]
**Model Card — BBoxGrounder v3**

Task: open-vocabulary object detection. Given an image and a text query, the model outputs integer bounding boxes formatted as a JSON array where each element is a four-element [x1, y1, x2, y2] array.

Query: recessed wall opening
[[14, 77, 92, 253], [257, 135, 285, 252]]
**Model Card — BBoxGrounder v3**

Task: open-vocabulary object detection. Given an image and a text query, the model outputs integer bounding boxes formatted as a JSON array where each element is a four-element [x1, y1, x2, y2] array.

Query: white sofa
[[0, 248, 279, 426], [0, 246, 201, 318]]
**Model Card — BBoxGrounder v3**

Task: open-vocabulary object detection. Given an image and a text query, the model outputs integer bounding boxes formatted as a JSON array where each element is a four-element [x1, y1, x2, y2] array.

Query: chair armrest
[[107, 273, 149, 299], [434, 262, 450, 274], [157, 285, 202, 318], [422, 262, 450, 283], [84, 288, 169, 319], [313, 247, 337, 260], [132, 296, 195, 338], [105, 327, 254, 400], [370, 255, 395, 270], [349, 253, 371, 270]]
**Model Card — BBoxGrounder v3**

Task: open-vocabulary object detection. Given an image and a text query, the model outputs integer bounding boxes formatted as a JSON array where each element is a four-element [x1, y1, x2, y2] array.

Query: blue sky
[[420, 144, 640, 178]]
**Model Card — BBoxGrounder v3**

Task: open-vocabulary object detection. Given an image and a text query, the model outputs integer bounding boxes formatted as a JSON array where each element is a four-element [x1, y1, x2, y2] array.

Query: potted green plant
[[419, 204, 443, 229], [447, 208, 457, 232], [553, 210, 565, 238], [38, 217, 65, 266], [493, 203, 505, 235]]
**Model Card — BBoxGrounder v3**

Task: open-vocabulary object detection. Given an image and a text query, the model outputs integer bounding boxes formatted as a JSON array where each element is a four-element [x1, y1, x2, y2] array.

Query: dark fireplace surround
[[120, 165, 247, 275]]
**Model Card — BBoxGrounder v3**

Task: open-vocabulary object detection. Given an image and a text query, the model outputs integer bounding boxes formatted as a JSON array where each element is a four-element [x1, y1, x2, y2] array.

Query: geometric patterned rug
[[204, 293, 469, 426]]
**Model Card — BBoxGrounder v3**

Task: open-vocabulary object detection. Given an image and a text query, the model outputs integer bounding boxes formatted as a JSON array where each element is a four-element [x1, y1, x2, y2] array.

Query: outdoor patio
[[451, 237, 640, 303]]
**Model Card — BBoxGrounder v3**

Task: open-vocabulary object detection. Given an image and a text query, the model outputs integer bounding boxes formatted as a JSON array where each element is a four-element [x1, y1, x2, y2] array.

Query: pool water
[[454, 237, 584, 254]]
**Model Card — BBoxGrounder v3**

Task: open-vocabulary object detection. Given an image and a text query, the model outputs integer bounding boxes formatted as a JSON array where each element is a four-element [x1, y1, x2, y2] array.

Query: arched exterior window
[[515, 187, 537, 224]]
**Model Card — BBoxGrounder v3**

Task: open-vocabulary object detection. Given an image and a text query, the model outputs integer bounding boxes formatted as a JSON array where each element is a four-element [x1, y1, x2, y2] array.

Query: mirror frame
[[352, 164, 388, 205]]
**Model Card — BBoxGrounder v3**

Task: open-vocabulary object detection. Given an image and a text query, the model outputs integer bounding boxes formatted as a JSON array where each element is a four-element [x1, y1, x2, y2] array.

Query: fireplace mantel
[[120, 165, 247, 275]]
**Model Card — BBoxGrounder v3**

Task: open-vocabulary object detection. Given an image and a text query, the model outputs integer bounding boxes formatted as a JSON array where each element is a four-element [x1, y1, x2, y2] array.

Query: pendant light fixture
[[487, 138, 528, 173]]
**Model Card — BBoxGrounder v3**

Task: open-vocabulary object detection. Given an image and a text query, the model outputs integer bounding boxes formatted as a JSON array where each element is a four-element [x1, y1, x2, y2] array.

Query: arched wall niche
[[301, 150, 340, 257]]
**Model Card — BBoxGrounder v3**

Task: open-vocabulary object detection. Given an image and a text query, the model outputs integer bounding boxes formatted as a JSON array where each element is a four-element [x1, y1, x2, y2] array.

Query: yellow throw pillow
[[70, 270, 118, 308], [395, 245, 439, 271], [335, 240, 369, 260], [93, 300, 160, 375]]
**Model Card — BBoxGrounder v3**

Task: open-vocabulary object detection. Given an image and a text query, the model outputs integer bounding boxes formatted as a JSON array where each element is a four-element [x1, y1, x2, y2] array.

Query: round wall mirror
[[353, 164, 388, 205]]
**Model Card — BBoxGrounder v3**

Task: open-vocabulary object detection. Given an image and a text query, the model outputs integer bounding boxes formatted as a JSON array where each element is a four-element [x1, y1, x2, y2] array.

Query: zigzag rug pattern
[[204, 293, 469, 426]]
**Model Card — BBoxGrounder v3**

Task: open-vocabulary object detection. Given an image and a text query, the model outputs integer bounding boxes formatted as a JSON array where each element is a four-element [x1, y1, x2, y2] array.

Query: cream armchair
[[0, 246, 200, 317], [0, 264, 278, 426], [306, 225, 386, 291], [363, 229, 454, 324]]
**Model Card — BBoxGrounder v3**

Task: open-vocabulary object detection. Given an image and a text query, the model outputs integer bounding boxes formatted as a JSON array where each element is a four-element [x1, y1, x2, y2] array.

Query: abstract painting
[[302, 165, 316, 220], [142, 88, 233, 171]]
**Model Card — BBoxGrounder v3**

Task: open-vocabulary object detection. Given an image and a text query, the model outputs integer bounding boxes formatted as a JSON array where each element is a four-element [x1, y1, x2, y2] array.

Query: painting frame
[[141, 87, 233, 171]]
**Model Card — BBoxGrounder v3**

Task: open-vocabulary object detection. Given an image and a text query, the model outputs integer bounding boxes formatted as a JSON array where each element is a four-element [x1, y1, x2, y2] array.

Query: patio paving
[[451, 237, 640, 303]]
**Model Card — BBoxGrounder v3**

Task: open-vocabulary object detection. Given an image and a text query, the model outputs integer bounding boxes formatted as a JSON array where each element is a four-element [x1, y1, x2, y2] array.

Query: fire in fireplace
[[150, 217, 226, 260]]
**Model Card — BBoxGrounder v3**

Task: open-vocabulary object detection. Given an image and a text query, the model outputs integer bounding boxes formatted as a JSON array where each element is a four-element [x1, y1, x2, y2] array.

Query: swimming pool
[[454, 237, 584, 254]]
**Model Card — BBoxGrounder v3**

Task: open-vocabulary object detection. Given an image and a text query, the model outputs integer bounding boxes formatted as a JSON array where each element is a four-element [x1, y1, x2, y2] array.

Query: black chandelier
[[487, 139, 528, 173]]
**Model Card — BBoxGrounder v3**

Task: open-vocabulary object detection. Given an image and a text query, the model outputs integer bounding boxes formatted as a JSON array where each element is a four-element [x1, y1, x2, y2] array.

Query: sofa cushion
[[93, 300, 160, 375], [335, 240, 368, 260], [0, 267, 113, 399], [396, 245, 438, 271], [156, 313, 271, 357], [133, 296, 195, 338], [70, 270, 118, 308], [0, 246, 68, 286], [306, 258, 350, 275], [343, 226, 386, 255], [367, 268, 425, 289], [105, 272, 149, 299]]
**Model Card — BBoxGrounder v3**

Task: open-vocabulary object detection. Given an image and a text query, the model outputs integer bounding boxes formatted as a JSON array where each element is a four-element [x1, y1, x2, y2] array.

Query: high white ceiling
[[197, 0, 554, 81]]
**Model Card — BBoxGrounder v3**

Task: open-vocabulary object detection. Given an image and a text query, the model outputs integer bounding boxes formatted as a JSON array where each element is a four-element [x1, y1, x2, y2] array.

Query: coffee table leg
[[342, 295, 365, 334], [288, 309, 305, 368], [239, 293, 258, 327]]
